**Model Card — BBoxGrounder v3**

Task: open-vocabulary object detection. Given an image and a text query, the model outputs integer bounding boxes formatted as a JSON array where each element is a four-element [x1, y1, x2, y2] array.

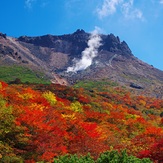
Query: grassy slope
[[74, 80, 119, 92], [0, 65, 50, 84]]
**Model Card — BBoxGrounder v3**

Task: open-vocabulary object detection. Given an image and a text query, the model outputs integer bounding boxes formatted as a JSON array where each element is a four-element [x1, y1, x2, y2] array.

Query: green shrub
[[53, 154, 94, 163], [74, 80, 118, 92], [0, 155, 24, 163], [0, 97, 25, 163], [53, 150, 152, 163], [97, 150, 152, 163]]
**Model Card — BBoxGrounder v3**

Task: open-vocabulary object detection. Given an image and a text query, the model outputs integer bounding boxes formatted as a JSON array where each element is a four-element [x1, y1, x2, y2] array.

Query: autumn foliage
[[0, 81, 163, 162]]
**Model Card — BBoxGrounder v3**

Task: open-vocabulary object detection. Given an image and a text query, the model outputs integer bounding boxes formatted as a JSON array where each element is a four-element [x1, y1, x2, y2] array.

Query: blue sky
[[0, 0, 163, 70]]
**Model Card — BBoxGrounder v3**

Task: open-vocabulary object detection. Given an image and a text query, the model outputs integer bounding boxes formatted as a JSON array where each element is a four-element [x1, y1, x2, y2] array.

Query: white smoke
[[67, 27, 102, 73]]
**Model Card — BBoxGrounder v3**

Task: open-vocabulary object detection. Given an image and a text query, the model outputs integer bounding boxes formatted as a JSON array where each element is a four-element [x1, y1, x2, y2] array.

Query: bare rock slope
[[0, 30, 163, 98]]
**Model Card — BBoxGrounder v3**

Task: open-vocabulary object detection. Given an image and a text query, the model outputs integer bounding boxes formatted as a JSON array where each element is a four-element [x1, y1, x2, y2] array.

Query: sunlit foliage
[[0, 80, 162, 162]]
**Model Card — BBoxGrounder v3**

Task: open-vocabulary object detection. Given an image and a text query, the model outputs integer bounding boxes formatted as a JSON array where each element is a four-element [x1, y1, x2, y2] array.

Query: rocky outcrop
[[0, 32, 6, 39], [0, 29, 163, 98], [100, 34, 132, 56], [18, 29, 133, 57], [130, 83, 144, 89], [0, 44, 14, 55], [18, 30, 89, 58]]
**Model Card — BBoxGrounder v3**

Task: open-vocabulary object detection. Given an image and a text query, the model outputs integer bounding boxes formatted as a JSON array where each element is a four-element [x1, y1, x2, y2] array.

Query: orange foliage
[[0, 81, 163, 162]]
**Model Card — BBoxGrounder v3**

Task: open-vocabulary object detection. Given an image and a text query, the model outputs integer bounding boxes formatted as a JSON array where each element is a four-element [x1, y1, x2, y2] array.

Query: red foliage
[[78, 95, 90, 104], [0, 81, 163, 162], [67, 119, 108, 159], [139, 138, 163, 162], [56, 96, 71, 105], [0, 81, 8, 88], [16, 107, 68, 161], [161, 118, 163, 125], [0, 81, 8, 96]]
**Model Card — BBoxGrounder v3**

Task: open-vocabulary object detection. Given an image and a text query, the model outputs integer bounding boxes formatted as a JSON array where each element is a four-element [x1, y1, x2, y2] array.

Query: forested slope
[[0, 81, 163, 162]]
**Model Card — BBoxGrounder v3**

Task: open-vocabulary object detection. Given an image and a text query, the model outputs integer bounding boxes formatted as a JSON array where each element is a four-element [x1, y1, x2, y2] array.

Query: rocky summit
[[0, 30, 163, 98]]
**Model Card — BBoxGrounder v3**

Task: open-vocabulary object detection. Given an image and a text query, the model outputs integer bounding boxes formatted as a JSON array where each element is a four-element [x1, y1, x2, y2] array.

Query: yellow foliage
[[30, 103, 45, 111], [70, 101, 83, 112], [139, 100, 146, 106], [125, 114, 139, 120], [18, 92, 33, 100], [104, 110, 110, 115], [42, 91, 56, 106], [62, 113, 76, 120], [104, 103, 113, 110], [96, 126, 108, 140]]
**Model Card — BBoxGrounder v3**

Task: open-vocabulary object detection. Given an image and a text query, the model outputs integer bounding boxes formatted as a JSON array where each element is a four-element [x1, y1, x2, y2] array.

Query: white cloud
[[97, 0, 123, 19], [121, 0, 144, 20], [160, 0, 163, 4], [25, 0, 49, 9], [96, 0, 144, 21], [25, 0, 36, 9], [67, 27, 102, 73]]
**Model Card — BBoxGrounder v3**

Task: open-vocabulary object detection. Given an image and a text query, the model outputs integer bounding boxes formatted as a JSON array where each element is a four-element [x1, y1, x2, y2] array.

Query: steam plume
[[67, 28, 102, 73]]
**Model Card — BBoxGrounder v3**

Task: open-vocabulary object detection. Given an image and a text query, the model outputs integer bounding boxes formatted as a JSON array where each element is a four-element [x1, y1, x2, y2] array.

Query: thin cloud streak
[[25, 0, 49, 9], [96, 0, 144, 21], [160, 0, 163, 4], [25, 0, 36, 9], [97, 0, 123, 19], [121, 0, 144, 20]]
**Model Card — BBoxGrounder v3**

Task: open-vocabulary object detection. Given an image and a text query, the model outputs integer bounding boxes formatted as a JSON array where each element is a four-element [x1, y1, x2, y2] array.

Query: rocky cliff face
[[0, 30, 163, 98], [18, 29, 132, 58]]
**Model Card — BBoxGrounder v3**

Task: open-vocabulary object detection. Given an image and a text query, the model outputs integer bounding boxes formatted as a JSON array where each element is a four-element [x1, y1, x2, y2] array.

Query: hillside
[[0, 30, 163, 98], [0, 29, 163, 161], [0, 81, 163, 162]]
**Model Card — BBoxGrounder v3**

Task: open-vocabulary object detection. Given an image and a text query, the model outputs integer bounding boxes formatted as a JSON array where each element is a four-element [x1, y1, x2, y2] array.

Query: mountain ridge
[[0, 30, 163, 98]]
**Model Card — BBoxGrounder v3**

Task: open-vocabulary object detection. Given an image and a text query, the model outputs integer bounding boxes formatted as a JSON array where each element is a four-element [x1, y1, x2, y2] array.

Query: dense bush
[[0, 81, 163, 162], [97, 150, 152, 163], [53, 154, 94, 163], [53, 151, 152, 163]]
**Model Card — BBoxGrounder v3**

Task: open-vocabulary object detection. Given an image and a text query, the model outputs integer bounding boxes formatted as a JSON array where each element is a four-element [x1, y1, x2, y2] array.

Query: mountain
[[0, 30, 163, 98]]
